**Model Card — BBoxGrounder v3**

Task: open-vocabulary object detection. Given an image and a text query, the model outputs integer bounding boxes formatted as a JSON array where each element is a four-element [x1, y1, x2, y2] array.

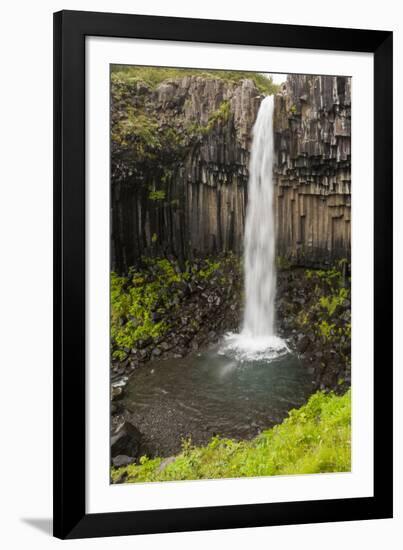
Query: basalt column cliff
[[111, 72, 351, 273], [111, 74, 262, 274], [273, 75, 351, 265]]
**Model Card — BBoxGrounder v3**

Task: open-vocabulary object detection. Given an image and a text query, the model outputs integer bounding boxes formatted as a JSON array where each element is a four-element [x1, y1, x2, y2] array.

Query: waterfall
[[220, 95, 287, 361], [243, 96, 276, 337]]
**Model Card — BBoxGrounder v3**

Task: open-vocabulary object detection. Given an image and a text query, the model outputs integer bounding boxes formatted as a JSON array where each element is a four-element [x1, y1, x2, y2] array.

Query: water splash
[[221, 96, 288, 361]]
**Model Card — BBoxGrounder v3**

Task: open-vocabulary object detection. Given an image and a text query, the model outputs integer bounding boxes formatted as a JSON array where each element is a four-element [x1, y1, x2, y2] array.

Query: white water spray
[[243, 95, 276, 337], [221, 96, 288, 361]]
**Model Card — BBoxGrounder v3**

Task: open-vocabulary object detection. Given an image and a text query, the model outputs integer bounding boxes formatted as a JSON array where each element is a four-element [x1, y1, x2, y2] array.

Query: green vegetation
[[111, 257, 228, 360], [197, 259, 221, 279], [111, 65, 280, 95], [111, 267, 168, 360], [276, 255, 292, 270], [276, 260, 351, 389], [206, 100, 231, 129], [148, 189, 166, 201], [111, 389, 351, 482], [111, 66, 279, 184], [188, 100, 233, 136], [111, 105, 185, 165], [297, 261, 351, 365]]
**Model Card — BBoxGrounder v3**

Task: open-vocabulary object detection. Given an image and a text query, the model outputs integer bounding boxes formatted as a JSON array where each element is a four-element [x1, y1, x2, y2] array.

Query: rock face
[[111, 75, 262, 273], [273, 75, 351, 265], [111, 73, 351, 273]]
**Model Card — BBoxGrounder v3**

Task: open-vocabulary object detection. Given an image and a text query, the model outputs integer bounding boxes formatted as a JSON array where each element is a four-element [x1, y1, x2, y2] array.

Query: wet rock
[[152, 347, 162, 357], [128, 360, 139, 371], [111, 386, 123, 401], [111, 421, 143, 459], [297, 335, 311, 354], [112, 455, 136, 468], [136, 337, 153, 349], [138, 349, 150, 361]]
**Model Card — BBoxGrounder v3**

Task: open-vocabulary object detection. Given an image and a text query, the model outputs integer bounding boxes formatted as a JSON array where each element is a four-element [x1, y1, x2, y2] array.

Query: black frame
[[54, 10, 393, 539]]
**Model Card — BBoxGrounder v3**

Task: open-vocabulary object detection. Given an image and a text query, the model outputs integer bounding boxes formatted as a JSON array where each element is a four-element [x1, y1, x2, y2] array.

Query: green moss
[[276, 255, 292, 270], [205, 100, 231, 130], [186, 100, 232, 138], [111, 257, 233, 358], [319, 287, 348, 317], [110, 267, 173, 355], [111, 108, 160, 157], [111, 104, 185, 170], [111, 390, 351, 483], [295, 264, 350, 352], [148, 190, 166, 201], [317, 320, 336, 340], [197, 259, 220, 279]]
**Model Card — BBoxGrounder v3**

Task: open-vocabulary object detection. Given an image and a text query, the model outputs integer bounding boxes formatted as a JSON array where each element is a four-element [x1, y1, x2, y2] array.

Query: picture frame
[[53, 9, 393, 539]]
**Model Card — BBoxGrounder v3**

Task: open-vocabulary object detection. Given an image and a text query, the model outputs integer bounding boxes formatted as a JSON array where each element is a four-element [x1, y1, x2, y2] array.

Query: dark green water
[[122, 347, 315, 456]]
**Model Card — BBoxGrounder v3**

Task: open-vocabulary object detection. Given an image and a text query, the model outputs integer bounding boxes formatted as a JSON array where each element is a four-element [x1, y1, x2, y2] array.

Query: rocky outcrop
[[111, 255, 243, 376], [112, 72, 351, 273], [276, 267, 351, 393], [273, 75, 351, 265], [111, 75, 262, 273]]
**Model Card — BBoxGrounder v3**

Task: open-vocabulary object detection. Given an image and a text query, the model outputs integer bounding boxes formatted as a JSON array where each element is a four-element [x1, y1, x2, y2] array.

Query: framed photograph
[[54, 10, 393, 539]]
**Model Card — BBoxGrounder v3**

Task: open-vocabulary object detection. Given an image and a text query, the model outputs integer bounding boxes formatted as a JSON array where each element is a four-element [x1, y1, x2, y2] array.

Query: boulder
[[296, 335, 311, 354], [111, 386, 123, 401], [111, 421, 143, 459], [112, 455, 136, 468]]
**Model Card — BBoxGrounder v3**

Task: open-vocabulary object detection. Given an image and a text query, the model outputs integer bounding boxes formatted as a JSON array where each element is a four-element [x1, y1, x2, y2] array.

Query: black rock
[[111, 421, 143, 459], [112, 455, 136, 468], [138, 349, 150, 361], [137, 337, 153, 349], [111, 386, 123, 401], [297, 335, 311, 353]]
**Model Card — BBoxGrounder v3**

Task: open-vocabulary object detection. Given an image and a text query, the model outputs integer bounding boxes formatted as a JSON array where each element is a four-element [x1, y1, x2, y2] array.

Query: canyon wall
[[111, 74, 261, 273], [273, 75, 351, 265], [111, 72, 351, 273]]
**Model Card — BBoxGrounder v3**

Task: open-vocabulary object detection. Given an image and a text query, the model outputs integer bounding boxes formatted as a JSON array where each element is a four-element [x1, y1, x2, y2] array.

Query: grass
[[111, 389, 351, 483], [111, 65, 279, 95]]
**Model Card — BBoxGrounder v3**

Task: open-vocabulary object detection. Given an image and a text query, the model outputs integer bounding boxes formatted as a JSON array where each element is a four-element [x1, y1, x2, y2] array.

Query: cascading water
[[221, 95, 288, 361], [243, 96, 276, 337]]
